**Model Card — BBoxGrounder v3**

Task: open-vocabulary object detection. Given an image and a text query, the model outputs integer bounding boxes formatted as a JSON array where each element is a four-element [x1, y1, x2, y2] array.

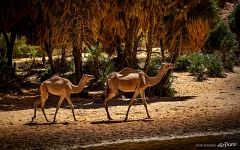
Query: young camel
[[104, 63, 174, 121], [32, 74, 94, 122]]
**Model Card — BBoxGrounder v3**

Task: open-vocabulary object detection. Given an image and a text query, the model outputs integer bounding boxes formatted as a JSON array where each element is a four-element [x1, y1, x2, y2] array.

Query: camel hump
[[118, 67, 142, 76]]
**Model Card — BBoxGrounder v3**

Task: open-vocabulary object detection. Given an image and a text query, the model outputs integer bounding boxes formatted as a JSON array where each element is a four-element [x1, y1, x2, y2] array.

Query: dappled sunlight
[[0, 67, 239, 149], [1, 0, 240, 149]]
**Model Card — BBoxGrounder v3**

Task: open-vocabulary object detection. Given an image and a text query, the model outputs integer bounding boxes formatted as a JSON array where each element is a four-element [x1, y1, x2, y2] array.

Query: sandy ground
[[0, 67, 240, 149]]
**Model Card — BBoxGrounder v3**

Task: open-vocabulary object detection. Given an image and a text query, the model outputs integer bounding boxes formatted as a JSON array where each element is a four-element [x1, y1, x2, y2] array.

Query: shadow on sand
[[0, 95, 196, 111], [91, 118, 154, 125], [76, 96, 196, 109], [24, 121, 74, 126]]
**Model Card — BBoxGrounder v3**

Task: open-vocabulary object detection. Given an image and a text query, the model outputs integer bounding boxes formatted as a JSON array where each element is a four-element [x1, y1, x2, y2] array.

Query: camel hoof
[[107, 116, 113, 120], [123, 118, 128, 122], [108, 118, 113, 121], [30, 120, 35, 124]]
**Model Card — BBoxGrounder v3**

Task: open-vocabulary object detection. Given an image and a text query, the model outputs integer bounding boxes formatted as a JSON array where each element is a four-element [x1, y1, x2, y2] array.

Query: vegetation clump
[[0, 0, 237, 97], [147, 57, 176, 97], [175, 53, 225, 81], [174, 55, 191, 72], [228, 2, 240, 64], [204, 21, 238, 71]]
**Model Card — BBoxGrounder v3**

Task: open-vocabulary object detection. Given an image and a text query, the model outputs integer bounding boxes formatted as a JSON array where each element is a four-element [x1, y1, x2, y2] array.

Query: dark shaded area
[[24, 121, 73, 126], [74, 96, 196, 109], [90, 118, 154, 125], [0, 95, 195, 111]]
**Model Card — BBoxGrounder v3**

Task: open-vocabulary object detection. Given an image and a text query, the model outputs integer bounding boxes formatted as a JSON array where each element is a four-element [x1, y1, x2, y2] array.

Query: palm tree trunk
[[2, 31, 16, 66], [122, 18, 141, 68], [115, 36, 124, 69], [123, 41, 132, 67], [42, 52, 46, 65], [72, 33, 83, 84], [160, 39, 165, 62], [122, 21, 134, 68], [86, 43, 100, 77], [144, 10, 154, 72], [44, 42, 56, 74], [162, 45, 180, 85], [132, 32, 142, 68], [61, 45, 66, 72]]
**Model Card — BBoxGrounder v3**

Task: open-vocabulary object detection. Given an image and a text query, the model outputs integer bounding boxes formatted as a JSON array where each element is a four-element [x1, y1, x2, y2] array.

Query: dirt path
[[0, 67, 240, 149]]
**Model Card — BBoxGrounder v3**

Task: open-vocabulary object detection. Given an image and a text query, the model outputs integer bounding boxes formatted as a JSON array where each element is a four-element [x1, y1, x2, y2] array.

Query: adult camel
[[32, 74, 94, 122], [104, 63, 174, 121]]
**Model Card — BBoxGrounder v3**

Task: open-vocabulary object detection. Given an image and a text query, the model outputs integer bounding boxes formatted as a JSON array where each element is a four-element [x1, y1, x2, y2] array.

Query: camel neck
[[146, 66, 166, 87], [71, 79, 87, 93]]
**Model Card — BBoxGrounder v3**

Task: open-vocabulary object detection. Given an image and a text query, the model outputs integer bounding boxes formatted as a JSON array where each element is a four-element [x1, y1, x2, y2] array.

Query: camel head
[[81, 74, 95, 85], [161, 63, 175, 70], [82, 74, 95, 81]]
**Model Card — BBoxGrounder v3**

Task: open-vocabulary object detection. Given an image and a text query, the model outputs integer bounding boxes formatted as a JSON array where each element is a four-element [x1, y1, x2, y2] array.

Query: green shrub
[[148, 73, 176, 97], [185, 53, 226, 80], [84, 44, 103, 76], [13, 37, 41, 58], [206, 54, 225, 77], [83, 55, 115, 90], [204, 21, 238, 71], [147, 56, 161, 76], [228, 3, 240, 34], [187, 53, 208, 81], [83, 44, 115, 90], [82, 60, 94, 74], [204, 22, 236, 52], [98, 58, 115, 88], [54, 57, 73, 74], [40, 67, 53, 82], [228, 3, 240, 65], [174, 55, 191, 72], [146, 57, 176, 97]]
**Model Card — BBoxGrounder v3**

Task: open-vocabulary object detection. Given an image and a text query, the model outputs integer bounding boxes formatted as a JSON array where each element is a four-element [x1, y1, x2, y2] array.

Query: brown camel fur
[[104, 63, 174, 121], [32, 74, 94, 122]]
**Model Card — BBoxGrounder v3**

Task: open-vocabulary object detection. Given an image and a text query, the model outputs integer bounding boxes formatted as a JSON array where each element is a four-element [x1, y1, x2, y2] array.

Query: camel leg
[[36, 84, 50, 122], [140, 91, 151, 119], [124, 91, 139, 121], [66, 96, 77, 121], [53, 97, 64, 122], [41, 99, 49, 122], [104, 92, 116, 120], [32, 97, 41, 121]]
